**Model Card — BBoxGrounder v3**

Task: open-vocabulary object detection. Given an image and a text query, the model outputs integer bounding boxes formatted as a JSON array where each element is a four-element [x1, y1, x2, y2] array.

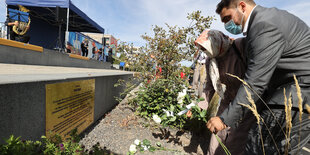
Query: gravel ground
[[78, 88, 310, 155], [79, 90, 209, 155]]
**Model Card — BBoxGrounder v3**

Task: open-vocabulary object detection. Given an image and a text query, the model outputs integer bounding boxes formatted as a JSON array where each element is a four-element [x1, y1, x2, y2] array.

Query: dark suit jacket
[[220, 5, 310, 129]]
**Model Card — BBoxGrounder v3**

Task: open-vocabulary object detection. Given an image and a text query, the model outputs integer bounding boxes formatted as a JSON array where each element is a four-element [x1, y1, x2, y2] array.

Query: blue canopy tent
[[5, 0, 105, 49]]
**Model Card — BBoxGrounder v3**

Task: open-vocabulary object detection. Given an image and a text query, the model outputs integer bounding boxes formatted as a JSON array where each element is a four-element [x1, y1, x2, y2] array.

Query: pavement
[[0, 63, 132, 84]]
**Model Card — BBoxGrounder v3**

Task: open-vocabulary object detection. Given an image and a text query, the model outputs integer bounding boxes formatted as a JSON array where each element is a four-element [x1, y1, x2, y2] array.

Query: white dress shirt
[[243, 5, 257, 36]]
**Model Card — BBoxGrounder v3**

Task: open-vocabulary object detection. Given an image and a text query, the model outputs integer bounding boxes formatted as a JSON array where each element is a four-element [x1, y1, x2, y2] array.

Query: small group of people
[[80, 39, 114, 63], [189, 0, 310, 154]]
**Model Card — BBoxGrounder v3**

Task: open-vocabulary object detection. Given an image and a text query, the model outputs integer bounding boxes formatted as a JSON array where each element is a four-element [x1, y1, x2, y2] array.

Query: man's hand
[[206, 117, 227, 134], [13, 21, 18, 26], [7, 21, 18, 26]]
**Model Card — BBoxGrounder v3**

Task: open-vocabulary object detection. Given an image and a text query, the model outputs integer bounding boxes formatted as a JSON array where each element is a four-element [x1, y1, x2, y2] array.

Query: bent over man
[[207, 0, 310, 154]]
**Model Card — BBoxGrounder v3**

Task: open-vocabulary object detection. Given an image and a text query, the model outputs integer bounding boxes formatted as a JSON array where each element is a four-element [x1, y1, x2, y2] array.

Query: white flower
[[134, 139, 140, 145], [129, 144, 137, 153], [163, 109, 174, 117], [177, 88, 187, 104], [177, 109, 189, 116], [177, 103, 196, 116], [152, 114, 161, 124], [142, 145, 148, 151], [186, 103, 196, 109]]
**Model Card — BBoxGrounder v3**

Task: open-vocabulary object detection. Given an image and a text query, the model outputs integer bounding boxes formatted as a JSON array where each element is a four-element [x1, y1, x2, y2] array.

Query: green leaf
[[170, 105, 175, 112], [200, 110, 207, 118], [161, 114, 167, 120], [149, 146, 156, 152], [169, 116, 176, 122], [156, 142, 161, 147], [143, 139, 151, 146], [140, 111, 148, 116], [198, 97, 205, 102]]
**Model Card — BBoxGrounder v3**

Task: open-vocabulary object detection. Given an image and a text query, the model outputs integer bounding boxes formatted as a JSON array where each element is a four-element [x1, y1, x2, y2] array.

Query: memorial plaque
[[46, 79, 95, 138]]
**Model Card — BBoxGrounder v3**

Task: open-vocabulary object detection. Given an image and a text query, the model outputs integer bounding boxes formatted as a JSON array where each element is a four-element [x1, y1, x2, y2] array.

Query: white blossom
[[129, 144, 137, 153], [177, 87, 187, 104], [177, 103, 196, 116], [134, 139, 140, 145], [142, 145, 149, 151], [152, 114, 161, 124], [186, 103, 196, 109], [163, 109, 174, 117]]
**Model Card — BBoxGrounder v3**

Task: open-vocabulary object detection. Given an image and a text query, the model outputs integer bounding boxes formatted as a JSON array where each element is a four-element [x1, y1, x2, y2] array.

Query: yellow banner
[[46, 79, 95, 139]]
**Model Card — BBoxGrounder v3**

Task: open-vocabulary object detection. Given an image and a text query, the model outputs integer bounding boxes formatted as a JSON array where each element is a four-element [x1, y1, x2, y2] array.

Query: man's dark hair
[[216, 0, 256, 14]]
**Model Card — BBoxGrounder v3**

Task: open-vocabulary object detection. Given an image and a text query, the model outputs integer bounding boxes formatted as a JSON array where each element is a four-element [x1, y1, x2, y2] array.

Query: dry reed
[[284, 88, 293, 155], [238, 86, 265, 155], [226, 73, 250, 88], [293, 75, 303, 150], [227, 74, 309, 154], [227, 73, 287, 137], [227, 73, 283, 154]]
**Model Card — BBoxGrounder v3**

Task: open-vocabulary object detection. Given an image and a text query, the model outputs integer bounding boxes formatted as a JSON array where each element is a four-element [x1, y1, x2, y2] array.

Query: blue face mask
[[224, 9, 244, 35]]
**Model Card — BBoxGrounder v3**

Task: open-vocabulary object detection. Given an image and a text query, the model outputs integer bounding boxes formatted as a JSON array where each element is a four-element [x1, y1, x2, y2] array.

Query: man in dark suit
[[207, 0, 310, 154]]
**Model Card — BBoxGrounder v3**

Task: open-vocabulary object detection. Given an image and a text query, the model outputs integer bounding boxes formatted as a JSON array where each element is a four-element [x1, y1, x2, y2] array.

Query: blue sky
[[0, 0, 310, 47]]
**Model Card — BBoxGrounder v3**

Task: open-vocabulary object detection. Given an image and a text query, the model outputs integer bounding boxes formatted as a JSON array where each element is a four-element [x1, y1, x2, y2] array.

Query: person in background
[[91, 42, 98, 60], [5, 5, 31, 43], [5, 19, 30, 43], [66, 42, 72, 53], [108, 47, 114, 64], [191, 50, 207, 97], [81, 39, 88, 57], [104, 45, 110, 62], [98, 48, 104, 61], [92, 46, 96, 59]]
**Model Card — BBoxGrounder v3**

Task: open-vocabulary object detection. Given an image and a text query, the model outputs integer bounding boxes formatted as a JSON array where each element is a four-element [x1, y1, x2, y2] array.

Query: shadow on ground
[[152, 127, 211, 155]]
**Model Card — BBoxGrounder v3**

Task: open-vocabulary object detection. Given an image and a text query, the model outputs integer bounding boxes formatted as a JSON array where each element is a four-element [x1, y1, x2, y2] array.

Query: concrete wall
[[0, 74, 131, 143], [0, 45, 112, 69]]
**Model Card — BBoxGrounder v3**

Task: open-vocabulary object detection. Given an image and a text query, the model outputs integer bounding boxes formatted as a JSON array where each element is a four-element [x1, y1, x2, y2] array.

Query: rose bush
[[116, 10, 214, 131]]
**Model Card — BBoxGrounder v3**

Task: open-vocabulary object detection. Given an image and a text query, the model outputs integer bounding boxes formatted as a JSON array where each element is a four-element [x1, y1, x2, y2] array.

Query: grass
[[293, 75, 303, 151], [214, 134, 231, 155], [238, 86, 265, 155], [227, 73, 310, 154], [284, 88, 292, 155], [227, 73, 287, 137]]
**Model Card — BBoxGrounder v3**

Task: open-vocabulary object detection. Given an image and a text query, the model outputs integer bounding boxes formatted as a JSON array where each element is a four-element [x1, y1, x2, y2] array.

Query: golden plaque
[[46, 79, 95, 139]]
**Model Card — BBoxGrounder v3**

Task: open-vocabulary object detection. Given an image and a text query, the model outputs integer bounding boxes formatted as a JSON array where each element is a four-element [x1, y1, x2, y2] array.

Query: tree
[[140, 10, 215, 79]]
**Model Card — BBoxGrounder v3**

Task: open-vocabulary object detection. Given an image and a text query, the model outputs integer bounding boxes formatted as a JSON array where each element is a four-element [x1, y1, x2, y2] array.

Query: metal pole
[[65, 7, 70, 53], [5, 3, 8, 39]]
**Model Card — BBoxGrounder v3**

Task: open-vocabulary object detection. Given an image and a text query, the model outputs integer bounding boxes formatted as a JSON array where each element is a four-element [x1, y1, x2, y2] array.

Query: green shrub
[[0, 129, 111, 155], [0, 135, 43, 155], [131, 77, 190, 129]]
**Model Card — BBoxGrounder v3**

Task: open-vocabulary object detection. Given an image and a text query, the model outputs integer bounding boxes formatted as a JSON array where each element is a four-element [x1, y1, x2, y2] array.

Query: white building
[[81, 32, 104, 44]]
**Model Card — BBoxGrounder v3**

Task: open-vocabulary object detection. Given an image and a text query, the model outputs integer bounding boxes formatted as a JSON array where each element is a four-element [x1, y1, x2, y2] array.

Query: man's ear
[[239, 1, 247, 13]]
